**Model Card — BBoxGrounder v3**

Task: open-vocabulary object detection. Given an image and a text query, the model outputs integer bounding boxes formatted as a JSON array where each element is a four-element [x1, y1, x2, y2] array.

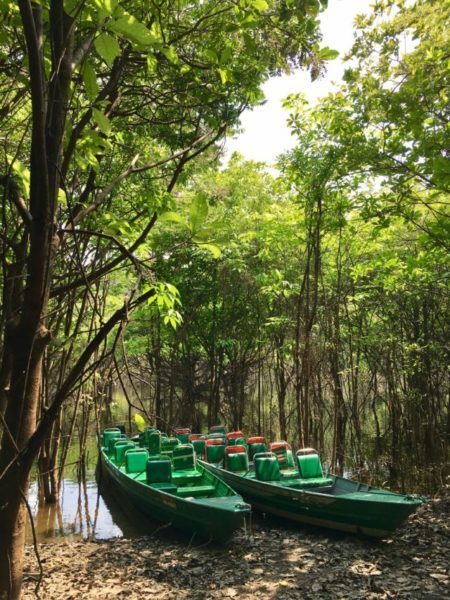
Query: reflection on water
[[27, 460, 188, 544], [27, 477, 125, 543]]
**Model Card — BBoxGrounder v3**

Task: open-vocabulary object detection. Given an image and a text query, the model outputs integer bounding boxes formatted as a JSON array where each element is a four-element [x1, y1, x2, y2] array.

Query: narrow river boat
[[199, 443, 424, 538], [98, 428, 250, 542]]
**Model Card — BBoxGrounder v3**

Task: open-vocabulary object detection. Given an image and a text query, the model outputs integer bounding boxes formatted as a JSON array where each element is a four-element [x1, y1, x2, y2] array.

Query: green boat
[[199, 442, 424, 538], [98, 428, 250, 542]]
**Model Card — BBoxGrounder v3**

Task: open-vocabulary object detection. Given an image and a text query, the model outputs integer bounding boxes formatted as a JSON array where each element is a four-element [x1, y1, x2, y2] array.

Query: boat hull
[[200, 461, 422, 538], [98, 451, 249, 542]]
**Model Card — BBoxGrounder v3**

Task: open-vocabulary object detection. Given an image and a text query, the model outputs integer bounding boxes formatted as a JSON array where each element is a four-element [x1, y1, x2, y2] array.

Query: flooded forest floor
[[23, 492, 449, 600]]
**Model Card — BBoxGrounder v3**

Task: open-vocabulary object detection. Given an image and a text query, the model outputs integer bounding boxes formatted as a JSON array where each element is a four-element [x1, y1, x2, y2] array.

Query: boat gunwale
[[198, 459, 423, 507], [100, 448, 250, 514]]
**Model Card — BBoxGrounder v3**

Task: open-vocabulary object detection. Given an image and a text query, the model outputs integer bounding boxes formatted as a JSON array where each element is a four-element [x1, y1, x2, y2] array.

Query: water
[[28, 431, 442, 543], [27, 478, 126, 543]]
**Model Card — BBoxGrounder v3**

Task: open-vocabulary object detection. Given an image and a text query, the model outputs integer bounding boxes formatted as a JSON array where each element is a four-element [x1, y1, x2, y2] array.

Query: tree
[[0, 1, 326, 596]]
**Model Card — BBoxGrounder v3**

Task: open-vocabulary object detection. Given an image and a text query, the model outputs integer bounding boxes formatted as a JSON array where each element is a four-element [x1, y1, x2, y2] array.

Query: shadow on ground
[[23, 495, 449, 599]]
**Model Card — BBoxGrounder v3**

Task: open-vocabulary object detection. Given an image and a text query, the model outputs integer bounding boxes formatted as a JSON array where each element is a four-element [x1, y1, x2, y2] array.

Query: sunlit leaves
[[189, 193, 208, 232], [95, 33, 121, 66], [82, 61, 98, 101], [108, 14, 158, 46], [158, 211, 188, 227], [144, 282, 183, 329], [92, 108, 111, 135]]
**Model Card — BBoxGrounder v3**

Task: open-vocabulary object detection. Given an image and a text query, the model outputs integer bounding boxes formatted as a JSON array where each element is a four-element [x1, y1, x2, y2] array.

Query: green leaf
[[147, 53, 158, 74], [218, 68, 228, 84], [318, 47, 339, 61], [220, 46, 232, 65], [95, 33, 121, 67], [253, 0, 269, 11], [159, 211, 188, 226], [109, 14, 157, 46], [204, 49, 218, 63], [83, 61, 98, 101], [189, 194, 208, 231], [92, 0, 117, 14], [92, 108, 112, 135], [7, 155, 30, 197], [161, 45, 178, 64], [198, 243, 221, 259]]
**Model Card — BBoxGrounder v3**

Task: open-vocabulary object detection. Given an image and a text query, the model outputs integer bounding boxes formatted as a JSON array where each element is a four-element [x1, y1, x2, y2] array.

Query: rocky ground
[[23, 494, 449, 599]]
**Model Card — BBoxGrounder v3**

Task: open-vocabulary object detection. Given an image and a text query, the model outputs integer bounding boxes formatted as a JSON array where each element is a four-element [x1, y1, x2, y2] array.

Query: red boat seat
[[227, 431, 245, 445], [247, 436, 265, 444], [174, 427, 191, 444], [225, 445, 249, 473], [248, 436, 267, 459], [189, 434, 206, 456], [205, 439, 226, 464], [297, 447, 318, 456], [269, 441, 295, 469]]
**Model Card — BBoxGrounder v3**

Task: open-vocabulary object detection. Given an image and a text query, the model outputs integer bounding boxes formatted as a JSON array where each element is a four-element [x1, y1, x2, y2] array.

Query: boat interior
[[104, 426, 416, 504], [102, 428, 234, 501]]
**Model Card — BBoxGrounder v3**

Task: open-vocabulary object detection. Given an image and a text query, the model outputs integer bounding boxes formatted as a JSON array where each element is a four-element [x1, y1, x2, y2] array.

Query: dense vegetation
[[0, 0, 448, 598]]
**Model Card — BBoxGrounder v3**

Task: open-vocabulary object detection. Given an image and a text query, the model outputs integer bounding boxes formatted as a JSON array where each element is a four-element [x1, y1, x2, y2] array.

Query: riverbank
[[23, 493, 449, 599]]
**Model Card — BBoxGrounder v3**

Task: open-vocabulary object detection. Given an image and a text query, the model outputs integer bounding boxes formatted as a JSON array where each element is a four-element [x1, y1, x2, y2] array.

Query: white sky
[[223, 0, 375, 164]]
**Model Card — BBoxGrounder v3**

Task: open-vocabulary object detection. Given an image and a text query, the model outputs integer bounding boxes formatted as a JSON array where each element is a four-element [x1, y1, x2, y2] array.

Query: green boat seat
[[115, 442, 136, 464], [189, 434, 206, 456], [147, 432, 162, 455], [226, 431, 245, 445], [140, 426, 156, 446], [297, 447, 318, 456], [109, 437, 128, 455], [234, 437, 247, 448], [125, 449, 149, 473], [173, 444, 195, 470], [103, 428, 121, 449], [254, 452, 281, 481], [247, 436, 268, 459], [225, 445, 249, 473], [150, 482, 178, 493], [161, 437, 180, 452], [297, 452, 323, 477], [174, 427, 191, 444], [205, 439, 226, 464], [171, 469, 203, 484], [209, 425, 226, 435], [206, 433, 227, 443], [177, 485, 216, 498], [147, 455, 172, 483], [269, 441, 295, 469], [296, 452, 333, 486]]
